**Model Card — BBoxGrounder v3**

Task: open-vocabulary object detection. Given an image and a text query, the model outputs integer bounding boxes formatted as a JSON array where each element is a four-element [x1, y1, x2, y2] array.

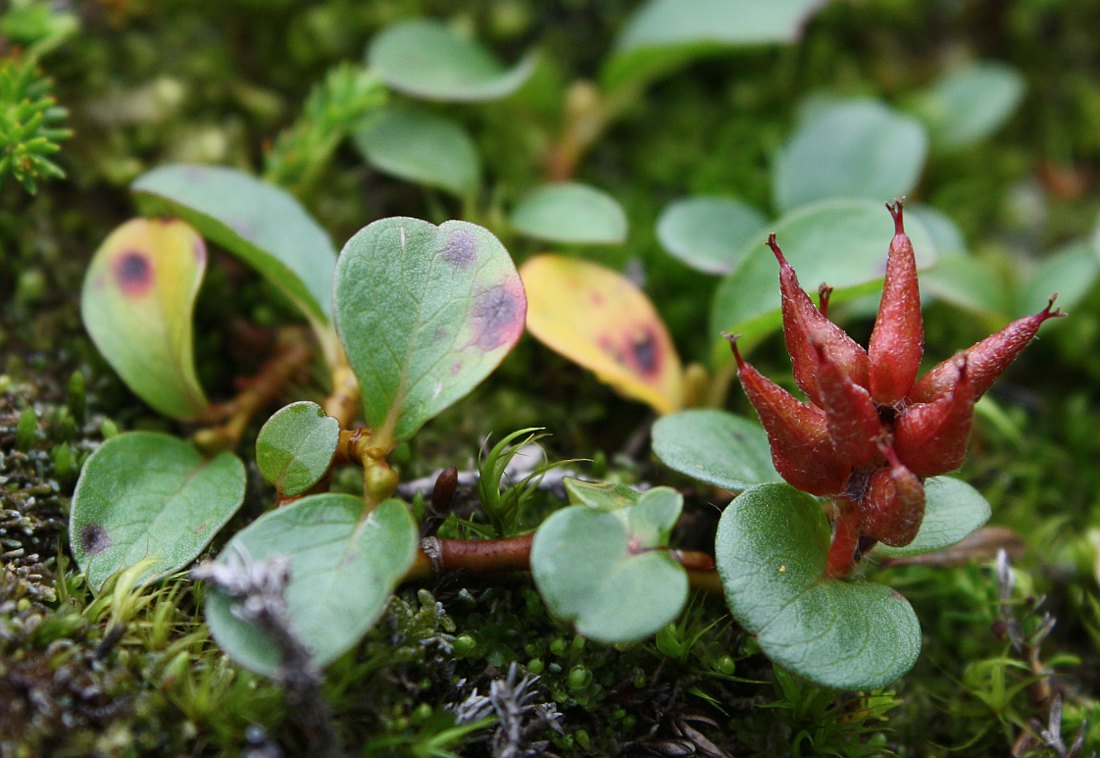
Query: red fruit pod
[[858, 449, 925, 547], [894, 356, 976, 477], [812, 335, 883, 469], [768, 234, 869, 404], [909, 296, 1064, 403], [868, 200, 924, 406], [826, 496, 862, 578], [729, 335, 852, 496]]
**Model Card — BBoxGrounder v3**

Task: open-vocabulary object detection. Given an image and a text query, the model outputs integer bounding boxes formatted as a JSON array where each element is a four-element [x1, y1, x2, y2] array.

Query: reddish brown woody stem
[[403, 535, 722, 594], [192, 327, 312, 453]]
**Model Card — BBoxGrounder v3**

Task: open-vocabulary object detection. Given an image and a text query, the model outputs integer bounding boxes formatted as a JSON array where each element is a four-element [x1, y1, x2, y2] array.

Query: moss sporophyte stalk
[[729, 200, 1064, 577]]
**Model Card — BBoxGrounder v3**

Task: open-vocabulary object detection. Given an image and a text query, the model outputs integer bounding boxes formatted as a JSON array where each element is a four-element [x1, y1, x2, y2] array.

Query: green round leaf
[[81, 218, 211, 421], [510, 182, 628, 245], [256, 401, 340, 497], [652, 410, 781, 491], [603, 0, 824, 91], [367, 18, 536, 102], [875, 476, 992, 559], [908, 61, 1026, 152], [205, 496, 418, 676], [133, 164, 337, 323], [70, 432, 246, 592], [354, 106, 480, 197], [656, 196, 768, 275], [773, 99, 928, 213], [716, 484, 921, 689], [334, 218, 526, 444], [710, 199, 939, 345], [532, 487, 687, 643]]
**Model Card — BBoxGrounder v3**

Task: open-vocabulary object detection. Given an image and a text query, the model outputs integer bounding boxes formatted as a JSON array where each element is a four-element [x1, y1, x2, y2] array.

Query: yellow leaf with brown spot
[[521, 255, 683, 414], [81, 218, 212, 421]]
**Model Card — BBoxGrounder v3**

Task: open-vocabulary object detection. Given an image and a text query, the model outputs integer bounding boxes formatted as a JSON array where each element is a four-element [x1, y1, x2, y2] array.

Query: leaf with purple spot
[[81, 218, 212, 421], [132, 164, 337, 324], [70, 432, 246, 592], [333, 218, 526, 444], [521, 255, 683, 414]]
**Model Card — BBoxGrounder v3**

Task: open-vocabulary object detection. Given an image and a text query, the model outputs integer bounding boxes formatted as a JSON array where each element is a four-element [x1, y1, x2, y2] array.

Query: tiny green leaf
[[510, 182, 628, 245], [564, 478, 642, 511], [773, 99, 928, 213], [656, 196, 768, 275], [603, 0, 824, 91], [334, 218, 526, 444], [256, 402, 340, 497], [716, 483, 921, 689], [81, 218, 210, 421], [652, 409, 781, 491], [354, 106, 480, 197], [70, 432, 246, 592], [367, 18, 536, 102], [205, 496, 418, 675], [532, 487, 688, 643], [132, 164, 337, 323], [908, 61, 1026, 152], [710, 199, 939, 346], [875, 476, 992, 559]]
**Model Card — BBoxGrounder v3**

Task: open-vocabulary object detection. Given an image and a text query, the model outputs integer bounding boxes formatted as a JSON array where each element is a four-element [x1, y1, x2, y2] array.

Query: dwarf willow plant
[[69, 1, 1076, 692]]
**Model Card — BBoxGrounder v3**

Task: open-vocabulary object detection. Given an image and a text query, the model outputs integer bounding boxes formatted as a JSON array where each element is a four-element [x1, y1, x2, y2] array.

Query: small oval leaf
[[521, 255, 683, 414], [603, 0, 825, 90], [81, 218, 211, 421], [132, 164, 337, 323], [256, 402, 340, 497], [205, 496, 418, 675], [354, 106, 480, 197], [716, 483, 921, 689], [334, 218, 526, 444], [652, 410, 781, 491], [874, 476, 991, 559], [367, 18, 536, 102], [510, 182, 628, 245], [908, 61, 1026, 152], [773, 99, 929, 213], [532, 487, 687, 643], [710, 199, 939, 345], [656, 196, 768, 275], [70, 432, 246, 592]]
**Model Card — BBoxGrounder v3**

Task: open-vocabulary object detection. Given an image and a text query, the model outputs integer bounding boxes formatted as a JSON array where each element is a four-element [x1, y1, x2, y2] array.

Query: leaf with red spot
[[520, 255, 683, 414], [333, 218, 526, 445], [81, 218, 212, 420], [70, 432, 246, 592]]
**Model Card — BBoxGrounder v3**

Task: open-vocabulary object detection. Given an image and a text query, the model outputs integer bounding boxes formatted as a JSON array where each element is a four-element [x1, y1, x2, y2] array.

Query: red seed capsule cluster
[[731, 199, 1064, 577]]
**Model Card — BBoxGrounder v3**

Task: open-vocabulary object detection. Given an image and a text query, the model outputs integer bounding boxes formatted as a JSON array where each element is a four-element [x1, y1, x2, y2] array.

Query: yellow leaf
[[81, 218, 211, 420], [521, 255, 683, 414]]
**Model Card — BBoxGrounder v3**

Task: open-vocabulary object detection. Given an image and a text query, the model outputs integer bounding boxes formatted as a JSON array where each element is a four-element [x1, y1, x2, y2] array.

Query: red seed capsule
[[729, 336, 851, 496], [859, 446, 925, 547], [826, 496, 862, 578], [909, 296, 1065, 403], [868, 200, 924, 406], [812, 335, 883, 469], [768, 234, 869, 404], [894, 356, 976, 477]]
